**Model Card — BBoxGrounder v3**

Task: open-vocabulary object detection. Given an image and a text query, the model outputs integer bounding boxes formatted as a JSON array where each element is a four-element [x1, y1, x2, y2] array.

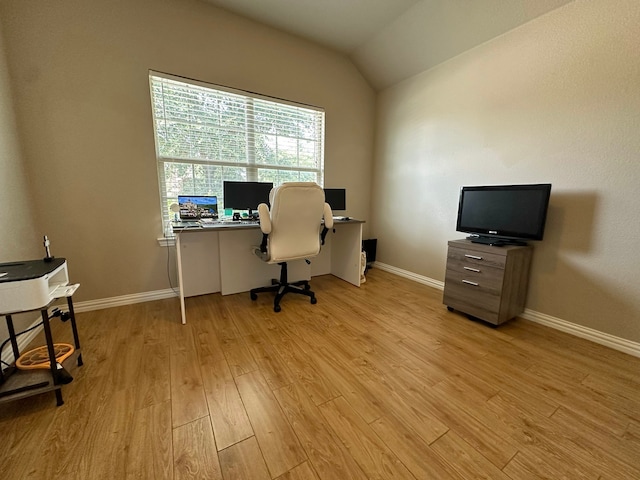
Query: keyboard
[[221, 219, 259, 224], [173, 221, 199, 228]]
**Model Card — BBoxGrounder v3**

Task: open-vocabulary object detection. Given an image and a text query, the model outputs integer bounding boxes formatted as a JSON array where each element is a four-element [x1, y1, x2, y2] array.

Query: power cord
[[0, 320, 44, 373]]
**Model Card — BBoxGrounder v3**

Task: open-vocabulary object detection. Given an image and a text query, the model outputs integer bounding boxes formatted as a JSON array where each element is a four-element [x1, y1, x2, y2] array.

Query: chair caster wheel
[[304, 283, 311, 290], [250, 292, 257, 301], [274, 304, 281, 313], [310, 297, 317, 305]]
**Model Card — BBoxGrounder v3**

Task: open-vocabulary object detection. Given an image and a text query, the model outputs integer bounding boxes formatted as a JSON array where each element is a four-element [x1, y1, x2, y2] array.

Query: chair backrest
[[265, 182, 330, 263]]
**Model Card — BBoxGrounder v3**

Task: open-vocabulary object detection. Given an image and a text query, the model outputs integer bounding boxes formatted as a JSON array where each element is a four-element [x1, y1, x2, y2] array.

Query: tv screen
[[324, 188, 346, 211], [456, 184, 551, 245]]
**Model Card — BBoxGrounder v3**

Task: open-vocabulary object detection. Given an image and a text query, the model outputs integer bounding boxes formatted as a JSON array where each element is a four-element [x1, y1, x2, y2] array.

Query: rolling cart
[[0, 258, 82, 406]]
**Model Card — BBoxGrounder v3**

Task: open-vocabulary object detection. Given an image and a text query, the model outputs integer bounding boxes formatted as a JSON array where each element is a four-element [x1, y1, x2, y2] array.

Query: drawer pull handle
[[464, 267, 480, 272], [465, 254, 483, 260], [462, 280, 479, 286]]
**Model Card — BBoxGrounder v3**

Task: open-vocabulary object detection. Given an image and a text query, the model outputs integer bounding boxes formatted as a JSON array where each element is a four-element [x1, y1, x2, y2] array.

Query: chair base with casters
[[249, 262, 317, 312]]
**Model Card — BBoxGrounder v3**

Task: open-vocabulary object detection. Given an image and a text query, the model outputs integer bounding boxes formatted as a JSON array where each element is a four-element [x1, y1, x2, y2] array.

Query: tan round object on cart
[[16, 343, 75, 370]]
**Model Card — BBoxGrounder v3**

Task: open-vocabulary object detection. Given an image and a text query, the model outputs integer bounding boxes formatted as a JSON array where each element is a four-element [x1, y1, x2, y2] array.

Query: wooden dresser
[[442, 239, 533, 325]]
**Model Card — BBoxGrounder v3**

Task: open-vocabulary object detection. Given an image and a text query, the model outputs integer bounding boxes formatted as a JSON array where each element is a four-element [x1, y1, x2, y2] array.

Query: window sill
[[157, 236, 175, 247]]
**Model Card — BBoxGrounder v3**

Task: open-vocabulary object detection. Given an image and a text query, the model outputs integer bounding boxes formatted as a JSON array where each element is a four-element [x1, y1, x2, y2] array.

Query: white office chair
[[250, 182, 334, 312]]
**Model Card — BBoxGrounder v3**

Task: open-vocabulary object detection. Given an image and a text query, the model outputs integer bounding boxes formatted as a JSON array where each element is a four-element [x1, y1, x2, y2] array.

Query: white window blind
[[149, 72, 325, 228]]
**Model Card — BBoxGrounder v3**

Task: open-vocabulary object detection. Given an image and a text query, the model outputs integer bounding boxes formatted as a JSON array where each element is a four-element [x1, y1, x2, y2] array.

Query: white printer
[[0, 258, 78, 314]]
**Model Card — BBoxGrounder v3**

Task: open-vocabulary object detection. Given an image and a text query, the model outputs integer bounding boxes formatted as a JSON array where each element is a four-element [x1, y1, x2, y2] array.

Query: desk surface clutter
[[171, 216, 360, 231]]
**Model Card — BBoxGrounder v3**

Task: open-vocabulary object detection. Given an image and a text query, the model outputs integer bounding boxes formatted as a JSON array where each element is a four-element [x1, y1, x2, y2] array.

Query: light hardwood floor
[[1, 269, 639, 479]]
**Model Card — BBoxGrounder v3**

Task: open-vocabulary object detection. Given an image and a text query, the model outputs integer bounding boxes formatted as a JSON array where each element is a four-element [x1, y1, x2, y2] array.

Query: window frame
[[149, 71, 325, 232]]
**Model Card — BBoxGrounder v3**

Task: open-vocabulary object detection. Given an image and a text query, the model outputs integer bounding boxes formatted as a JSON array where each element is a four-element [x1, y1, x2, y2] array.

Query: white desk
[[173, 219, 364, 324]]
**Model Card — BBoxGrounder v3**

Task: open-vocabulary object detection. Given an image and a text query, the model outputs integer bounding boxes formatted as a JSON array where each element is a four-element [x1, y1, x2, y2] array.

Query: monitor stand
[[467, 235, 527, 247], [234, 209, 258, 221], [247, 209, 259, 220]]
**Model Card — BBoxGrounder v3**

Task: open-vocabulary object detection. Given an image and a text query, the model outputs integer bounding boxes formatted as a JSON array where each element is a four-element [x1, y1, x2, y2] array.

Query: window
[[149, 72, 325, 229]]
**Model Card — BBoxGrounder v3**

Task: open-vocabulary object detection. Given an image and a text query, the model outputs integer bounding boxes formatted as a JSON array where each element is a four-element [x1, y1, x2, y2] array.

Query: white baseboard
[[373, 262, 445, 290], [372, 262, 640, 358], [520, 309, 640, 358], [72, 288, 178, 313]]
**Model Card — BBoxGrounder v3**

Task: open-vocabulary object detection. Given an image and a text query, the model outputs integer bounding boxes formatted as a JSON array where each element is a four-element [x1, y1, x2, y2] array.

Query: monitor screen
[[324, 188, 346, 211], [456, 183, 551, 242], [223, 181, 273, 212], [178, 195, 218, 220]]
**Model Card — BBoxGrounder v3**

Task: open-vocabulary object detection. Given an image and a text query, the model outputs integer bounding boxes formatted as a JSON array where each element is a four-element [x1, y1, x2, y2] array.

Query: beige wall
[[0, 21, 41, 343], [0, 22, 39, 262], [0, 0, 375, 302], [372, 1, 640, 342]]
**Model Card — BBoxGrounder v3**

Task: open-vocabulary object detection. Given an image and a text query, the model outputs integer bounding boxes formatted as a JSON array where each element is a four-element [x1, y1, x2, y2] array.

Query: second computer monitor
[[324, 188, 346, 212], [223, 181, 274, 214]]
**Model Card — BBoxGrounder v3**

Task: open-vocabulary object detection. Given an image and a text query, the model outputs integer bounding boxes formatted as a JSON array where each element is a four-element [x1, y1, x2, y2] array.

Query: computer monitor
[[223, 181, 273, 216], [177, 195, 218, 220], [323, 188, 346, 212]]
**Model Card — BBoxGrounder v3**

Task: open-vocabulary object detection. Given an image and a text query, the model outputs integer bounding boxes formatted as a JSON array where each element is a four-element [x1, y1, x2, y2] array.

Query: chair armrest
[[321, 202, 334, 245], [258, 203, 271, 233], [257, 203, 271, 253], [323, 203, 334, 228]]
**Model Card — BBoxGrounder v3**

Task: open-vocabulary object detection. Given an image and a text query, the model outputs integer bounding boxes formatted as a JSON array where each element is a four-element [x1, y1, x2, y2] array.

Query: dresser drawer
[[443, 239, 533, 325], [446, 246, 507, 269], [444, 265, 504, 293], [442, 279, 501, 320]]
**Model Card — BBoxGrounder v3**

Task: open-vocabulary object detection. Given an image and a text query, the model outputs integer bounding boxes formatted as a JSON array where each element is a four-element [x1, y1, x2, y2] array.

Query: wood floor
[[1, 269, 639, 479]]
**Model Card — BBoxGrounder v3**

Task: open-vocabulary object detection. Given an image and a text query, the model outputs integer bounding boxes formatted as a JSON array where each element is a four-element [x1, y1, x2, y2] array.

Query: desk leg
[[175, 232, 187, 324], [330, 222, 363, 286], [41, 308, 64, 406]]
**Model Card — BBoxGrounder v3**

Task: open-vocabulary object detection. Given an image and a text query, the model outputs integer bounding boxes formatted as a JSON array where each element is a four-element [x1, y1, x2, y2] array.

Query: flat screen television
[[456, 183, 552, 246]]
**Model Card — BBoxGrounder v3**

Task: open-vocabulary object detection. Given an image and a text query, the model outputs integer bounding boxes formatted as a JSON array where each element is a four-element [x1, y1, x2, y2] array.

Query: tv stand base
[[466, 235, 527, 247]]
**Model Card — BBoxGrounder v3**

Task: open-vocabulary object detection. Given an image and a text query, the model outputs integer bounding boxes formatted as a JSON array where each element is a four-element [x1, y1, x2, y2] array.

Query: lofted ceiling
[[204, 0, 574, 90]]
